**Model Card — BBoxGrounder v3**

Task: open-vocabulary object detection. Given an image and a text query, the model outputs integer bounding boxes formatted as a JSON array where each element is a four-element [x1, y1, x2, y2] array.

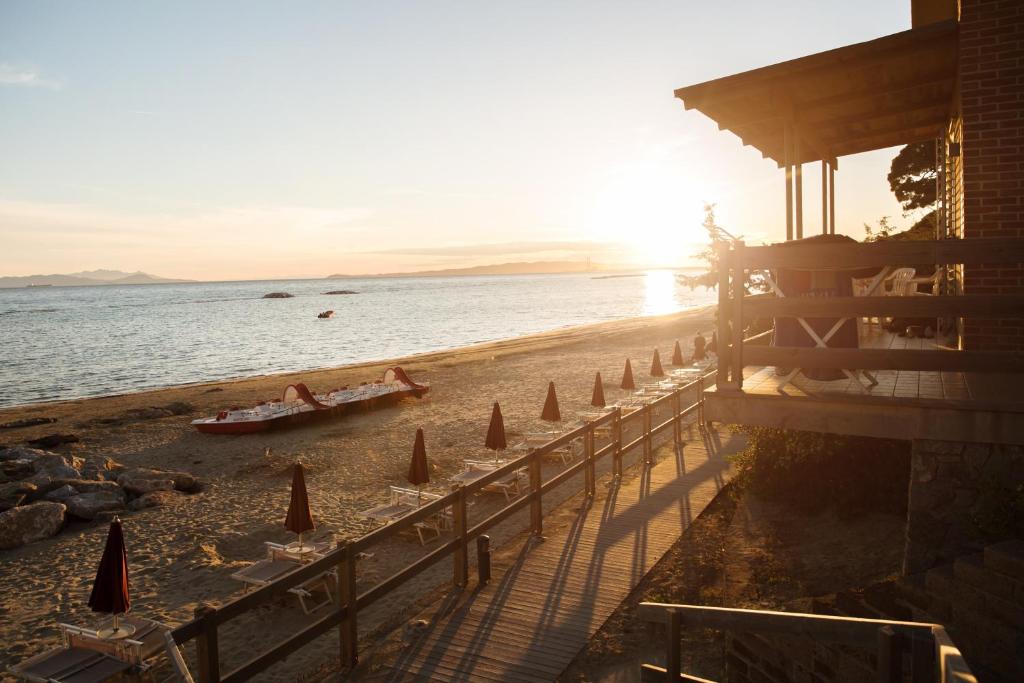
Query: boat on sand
[[191, 367, 429, 435]]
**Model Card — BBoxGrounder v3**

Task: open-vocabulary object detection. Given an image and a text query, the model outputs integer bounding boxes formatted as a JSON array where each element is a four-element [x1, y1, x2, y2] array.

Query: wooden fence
[[637, 602, 976, 683], [168, 373, 714, 682], [715, 237, 1024, 392]]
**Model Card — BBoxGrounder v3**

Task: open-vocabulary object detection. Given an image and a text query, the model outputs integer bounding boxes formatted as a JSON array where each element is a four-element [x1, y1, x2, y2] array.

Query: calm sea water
[[0, 271, 714, 408]]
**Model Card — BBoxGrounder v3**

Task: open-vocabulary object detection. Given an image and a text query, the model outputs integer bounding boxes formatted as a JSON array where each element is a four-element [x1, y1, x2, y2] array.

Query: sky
[[0, 1, 918, 280]]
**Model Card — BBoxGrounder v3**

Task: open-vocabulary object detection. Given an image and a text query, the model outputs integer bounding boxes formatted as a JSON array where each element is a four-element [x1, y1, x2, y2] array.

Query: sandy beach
[[0, 305, 714, 680]]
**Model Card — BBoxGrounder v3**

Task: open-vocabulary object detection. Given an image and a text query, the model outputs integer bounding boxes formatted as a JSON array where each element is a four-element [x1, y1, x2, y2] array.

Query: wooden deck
[[374, 427, 739, 681]]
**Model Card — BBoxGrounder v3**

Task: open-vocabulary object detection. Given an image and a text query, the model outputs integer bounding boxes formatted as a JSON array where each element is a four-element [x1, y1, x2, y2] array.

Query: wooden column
[[194, 605, 219, 683], [829, 163, 836, 234], [784, 123, 793, 241], [451, 484, 468, 587], [795, 134, 803, 239], [338, 542, 358, 668], [529, 452, 543, 537], [821, 160, 828, 235]]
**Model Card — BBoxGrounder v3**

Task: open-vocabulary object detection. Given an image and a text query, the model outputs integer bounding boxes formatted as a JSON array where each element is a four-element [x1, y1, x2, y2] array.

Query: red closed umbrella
[[621, 359, 636, 391], [650, 349, 665, 377], [672, 340, 684, 366], [89, 517, 134, 638], [407, 428, 430, 503], [485, 402, 507, 459], [285, 462, 315, 552], [591, 372, 606, 408], [540, 382, 561, 423]]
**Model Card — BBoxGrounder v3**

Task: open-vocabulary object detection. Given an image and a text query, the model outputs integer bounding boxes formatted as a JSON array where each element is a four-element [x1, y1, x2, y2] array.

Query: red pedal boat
[[191, 367, 429, 435]]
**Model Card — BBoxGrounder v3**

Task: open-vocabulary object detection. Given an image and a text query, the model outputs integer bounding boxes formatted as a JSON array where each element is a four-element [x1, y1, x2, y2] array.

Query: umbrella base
[[97, 624, 136, 640], [285, 542, 317, 556]]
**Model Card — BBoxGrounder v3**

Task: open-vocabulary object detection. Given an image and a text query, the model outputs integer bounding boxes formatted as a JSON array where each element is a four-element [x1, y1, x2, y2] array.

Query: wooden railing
[[168, 373, 715, 682], [637, 602, 976, 683], [716, 237, 1024, 392]]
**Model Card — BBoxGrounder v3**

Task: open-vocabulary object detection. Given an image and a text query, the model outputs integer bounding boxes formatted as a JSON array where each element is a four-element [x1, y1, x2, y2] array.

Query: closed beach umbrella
[[485, 402, 507, 458], [285, 462, 315, 551], [591, 372, 606, 408], [672, 340, 684, 366], [407, 428, 430, 503], [621, 359, 636, 391], [89, 517, 134, 638], [651, 349, 665, 377], [541, 381, 561, 423]]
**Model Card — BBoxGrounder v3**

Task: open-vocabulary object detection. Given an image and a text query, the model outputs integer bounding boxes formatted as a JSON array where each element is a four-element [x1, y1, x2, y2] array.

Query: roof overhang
[[674, 20, 958, 167]]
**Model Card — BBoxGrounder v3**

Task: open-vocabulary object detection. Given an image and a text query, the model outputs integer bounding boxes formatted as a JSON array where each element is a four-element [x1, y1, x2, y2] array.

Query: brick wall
[[959, 0, 1024, 350]]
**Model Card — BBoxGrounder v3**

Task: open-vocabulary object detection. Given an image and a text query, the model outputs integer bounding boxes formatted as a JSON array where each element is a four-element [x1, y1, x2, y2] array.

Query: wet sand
[[0, 306, 714, 680]]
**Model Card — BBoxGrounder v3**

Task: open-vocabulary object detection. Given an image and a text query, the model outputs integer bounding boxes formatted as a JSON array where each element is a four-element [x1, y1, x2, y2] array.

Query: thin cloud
[[0, 63, 63, 90], [365, 240, 624, 257]]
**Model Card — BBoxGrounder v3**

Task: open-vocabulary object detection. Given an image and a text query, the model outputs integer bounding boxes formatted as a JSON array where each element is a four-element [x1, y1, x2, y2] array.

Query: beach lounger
[[511, 431, 581, 464], [359, 486, 451, 545], [450, 460, 527, 501], [231, 543, 335, 614]]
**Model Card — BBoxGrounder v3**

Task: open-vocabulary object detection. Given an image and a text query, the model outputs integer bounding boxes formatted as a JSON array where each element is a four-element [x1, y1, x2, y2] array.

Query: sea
[[0, 270, 715, 408]]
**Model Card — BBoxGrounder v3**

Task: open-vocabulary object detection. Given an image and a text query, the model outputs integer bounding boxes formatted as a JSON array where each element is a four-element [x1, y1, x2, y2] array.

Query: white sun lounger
[[359, 486, 451, 545], [450, 459, 528, 501], [230, 542, 336, 614], [511, 431, 581, 465]]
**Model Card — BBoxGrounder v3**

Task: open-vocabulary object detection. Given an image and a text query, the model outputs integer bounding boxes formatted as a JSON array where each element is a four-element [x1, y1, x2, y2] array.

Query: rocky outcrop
[[262, 292, 294, 298], [129, 490, 185, 511], [0, 482, 35, 511], [323, 290, 358, 295], [0, 501, 66, 549], [65, 490, 127, 520], [26, 433, 80, 449], [117, 467, 199, 493], [0, 417, 57, 430]]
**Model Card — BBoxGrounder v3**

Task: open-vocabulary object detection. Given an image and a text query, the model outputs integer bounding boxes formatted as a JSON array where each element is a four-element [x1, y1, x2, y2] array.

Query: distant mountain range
[[327, 260, 626, 279], [0, 270, 192, 289]]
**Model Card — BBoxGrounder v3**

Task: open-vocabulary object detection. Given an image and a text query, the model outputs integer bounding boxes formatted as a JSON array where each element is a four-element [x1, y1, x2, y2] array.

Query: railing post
[[193, 604, 219, 683], [731, 241, 745, 392], [643, 403, 652, 466], [584, 425, 595, 497], [338, 541, 358, 669], [717, 243, 731, 389], [613, 407, 623, 479], [910, 632, 936, 683], [671, 389, 681, 448], [697, 375, 705, 428], [877, 625, 902, 683], [667, 608, 682, 682], [452, 484, 468, 587], [476, 535, 491, 585], [529, 451, 543, 537]]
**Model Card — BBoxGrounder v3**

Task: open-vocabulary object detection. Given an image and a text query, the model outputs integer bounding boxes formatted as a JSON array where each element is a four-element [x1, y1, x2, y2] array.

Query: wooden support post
[[784, 122, 793, 241], [194, 605, 219, 683], [529, 452, 543, 537], [829, 163, 835, 235], [696, 375, 705, 427], [910, 632, 935, 683], [877, 626, 902, 683], [643, 403, 652, 466], [612, 407, 623, 478], [452, 484, 468, 587], [717, 243, 730, 388], [795, 134, 803, 240], [666, 608, 682, 682], [338, 541, 358, 669], [731, 242, 745, 392], [671, 390, 681, 448], [476, 535, 491, 585], [821, 160, 828, 235], [584, 426, 595, 497]]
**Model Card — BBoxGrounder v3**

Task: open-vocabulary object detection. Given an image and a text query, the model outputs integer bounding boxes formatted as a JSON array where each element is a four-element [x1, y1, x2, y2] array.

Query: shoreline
[[0, 304, 714, 417]]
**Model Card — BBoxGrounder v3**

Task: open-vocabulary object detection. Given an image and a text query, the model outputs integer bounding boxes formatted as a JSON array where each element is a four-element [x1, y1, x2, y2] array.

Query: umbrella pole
[[113, 613, 119, 633]]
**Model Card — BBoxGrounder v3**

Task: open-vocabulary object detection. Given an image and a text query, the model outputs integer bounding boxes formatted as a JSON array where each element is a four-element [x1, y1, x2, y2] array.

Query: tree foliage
[[887, 140, 937, 212]]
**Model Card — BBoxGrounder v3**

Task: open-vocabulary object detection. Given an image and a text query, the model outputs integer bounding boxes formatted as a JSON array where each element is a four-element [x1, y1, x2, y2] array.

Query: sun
[[584, 161, 707, 267]]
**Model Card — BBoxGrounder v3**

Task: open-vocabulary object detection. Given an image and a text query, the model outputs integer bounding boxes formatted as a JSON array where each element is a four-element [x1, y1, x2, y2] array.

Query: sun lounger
[[511, 431, 581, 464], [359, 486, 451, 545], [450, 460, 527, 501], [231, 543, 335, 614]]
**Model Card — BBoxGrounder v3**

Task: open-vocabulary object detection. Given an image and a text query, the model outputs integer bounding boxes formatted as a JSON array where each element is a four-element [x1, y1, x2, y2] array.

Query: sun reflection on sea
[[642, 270, 678, 316]]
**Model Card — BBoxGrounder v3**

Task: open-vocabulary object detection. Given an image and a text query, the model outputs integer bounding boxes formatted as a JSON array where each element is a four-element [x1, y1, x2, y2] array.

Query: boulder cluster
[[0, 446, 201, 550]]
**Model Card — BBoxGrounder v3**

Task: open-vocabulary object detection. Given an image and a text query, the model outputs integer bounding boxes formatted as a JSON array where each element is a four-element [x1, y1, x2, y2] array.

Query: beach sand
[[0, 306, 714, 680]]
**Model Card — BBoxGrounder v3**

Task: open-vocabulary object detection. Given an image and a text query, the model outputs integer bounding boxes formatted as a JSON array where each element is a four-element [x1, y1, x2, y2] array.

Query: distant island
[[0, 269, 192, 289], [327, 260, 629, 279]]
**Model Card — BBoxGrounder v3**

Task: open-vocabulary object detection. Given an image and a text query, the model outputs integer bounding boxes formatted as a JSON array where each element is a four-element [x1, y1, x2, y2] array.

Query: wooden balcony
[[707, 238, 1024, 445]]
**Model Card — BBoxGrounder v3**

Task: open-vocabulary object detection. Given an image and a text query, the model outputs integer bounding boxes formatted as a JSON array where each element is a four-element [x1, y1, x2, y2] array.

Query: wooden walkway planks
[[376, 427, 739, 682]]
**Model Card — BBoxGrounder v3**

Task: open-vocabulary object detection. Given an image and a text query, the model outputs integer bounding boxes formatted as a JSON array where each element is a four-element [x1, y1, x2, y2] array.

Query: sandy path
[[0, 306, 714, 680]]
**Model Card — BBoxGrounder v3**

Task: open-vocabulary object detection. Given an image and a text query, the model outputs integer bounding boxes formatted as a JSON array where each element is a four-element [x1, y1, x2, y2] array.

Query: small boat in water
[[191, 367, 429, 435], [317, 310, 334, 319]]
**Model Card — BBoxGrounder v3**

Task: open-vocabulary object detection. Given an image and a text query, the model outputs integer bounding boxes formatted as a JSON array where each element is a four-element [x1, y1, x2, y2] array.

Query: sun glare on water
[[642, 270, 679, 316]]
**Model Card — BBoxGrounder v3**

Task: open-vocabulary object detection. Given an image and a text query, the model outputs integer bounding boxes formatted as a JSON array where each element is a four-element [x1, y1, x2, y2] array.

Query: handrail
[[638, 602, 977, 683], [171, 371, 716, 682]]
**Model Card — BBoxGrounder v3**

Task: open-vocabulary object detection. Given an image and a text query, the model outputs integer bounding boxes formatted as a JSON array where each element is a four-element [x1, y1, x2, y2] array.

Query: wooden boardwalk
[[376, 427, 739, 682]]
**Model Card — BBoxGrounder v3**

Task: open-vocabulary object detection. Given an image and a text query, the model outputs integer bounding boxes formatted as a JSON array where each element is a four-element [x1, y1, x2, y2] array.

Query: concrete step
[[953, 553, 1024, 608], [985, 539, 1024, 583]]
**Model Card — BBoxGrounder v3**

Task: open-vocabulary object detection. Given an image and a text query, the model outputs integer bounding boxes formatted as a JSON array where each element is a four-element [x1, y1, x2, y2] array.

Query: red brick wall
[[959, 0, 1024, 351]]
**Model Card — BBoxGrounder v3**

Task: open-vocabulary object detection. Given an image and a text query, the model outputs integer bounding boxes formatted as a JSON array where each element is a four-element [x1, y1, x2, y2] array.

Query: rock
[[79, 456, 121, 481], [117, 467, 199, 493], [26, 433, 80, 449], [31, 453, 82, 481], [0, 417, 57, 430], [121, 477, 174, 496], [0, 446, 47, 462], [128, 490, 185, 511], [262, 292, 294, 299], [53, 479, 122, 495], [0, 501, 66, 549], [0, 482, 36, 511], [65, 490, 126, 520], [2, 459, 36, 480], [402, 619, 430, 645], [323, 290, 358, 295], [44, 484, 78, 501]]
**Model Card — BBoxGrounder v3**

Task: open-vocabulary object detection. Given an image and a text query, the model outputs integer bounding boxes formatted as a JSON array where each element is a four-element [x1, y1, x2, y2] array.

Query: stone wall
[[904, 438, 1024, 575]]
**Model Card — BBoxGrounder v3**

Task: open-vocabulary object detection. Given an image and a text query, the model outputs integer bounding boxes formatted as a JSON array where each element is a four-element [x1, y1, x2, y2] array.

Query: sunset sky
[[1, 1, 915, 280]]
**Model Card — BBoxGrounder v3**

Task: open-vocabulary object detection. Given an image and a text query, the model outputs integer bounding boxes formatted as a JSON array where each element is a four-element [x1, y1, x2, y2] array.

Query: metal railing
[[638, 602, 976, 683], [169, 372, 716, 683]]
